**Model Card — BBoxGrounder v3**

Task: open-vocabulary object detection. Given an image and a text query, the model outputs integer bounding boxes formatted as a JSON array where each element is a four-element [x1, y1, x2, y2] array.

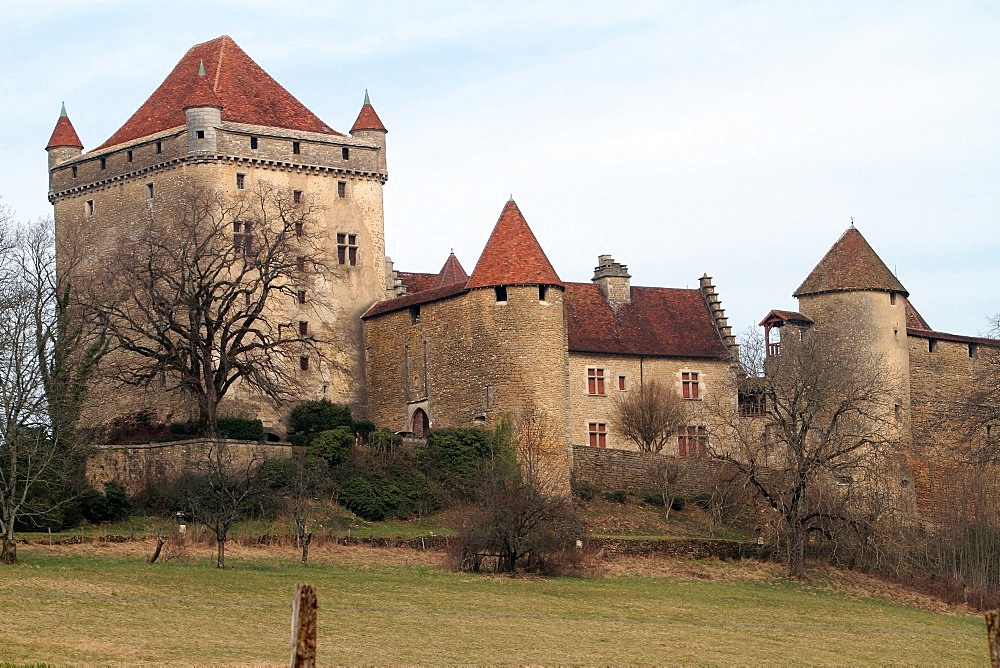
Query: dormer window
[[538, 285, 548, 302]]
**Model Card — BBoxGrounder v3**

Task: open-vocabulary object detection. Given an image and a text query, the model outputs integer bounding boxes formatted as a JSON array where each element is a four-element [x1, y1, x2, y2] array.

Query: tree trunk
[[217, 536, 226, 568], [788, 519, 806, 579], [301, 531, 312, 567], [148, 535, 166, 564], [1, 535, 17, 565]]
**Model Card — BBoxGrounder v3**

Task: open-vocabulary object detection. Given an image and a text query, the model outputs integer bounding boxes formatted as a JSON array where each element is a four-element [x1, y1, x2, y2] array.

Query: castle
[[47, 37, 997, 509]]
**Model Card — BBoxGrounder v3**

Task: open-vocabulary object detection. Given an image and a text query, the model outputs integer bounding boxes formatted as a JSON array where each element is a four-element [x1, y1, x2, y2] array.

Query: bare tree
[[710, 326, 898, 578], [644, 454, 690, 520], [612, 379, 687, 453], [88, 181, 326, 436]]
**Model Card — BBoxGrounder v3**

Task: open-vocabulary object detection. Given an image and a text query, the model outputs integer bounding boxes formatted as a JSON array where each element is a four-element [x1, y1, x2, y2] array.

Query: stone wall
[[86, 439, 295, 495], [572, 445, 736, 496]]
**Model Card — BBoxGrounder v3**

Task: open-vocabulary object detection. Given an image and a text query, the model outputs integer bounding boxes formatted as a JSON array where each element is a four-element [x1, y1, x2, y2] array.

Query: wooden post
[[290, 583, 317, 668], [987, 609, 1000, 668]]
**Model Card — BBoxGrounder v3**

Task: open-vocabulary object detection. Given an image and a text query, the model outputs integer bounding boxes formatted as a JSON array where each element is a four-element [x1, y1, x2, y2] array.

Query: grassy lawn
[[0, 542, 988, 666]]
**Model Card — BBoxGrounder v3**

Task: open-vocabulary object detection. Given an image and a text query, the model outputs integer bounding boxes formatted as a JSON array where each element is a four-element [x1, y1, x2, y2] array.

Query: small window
[[890, 291, 897, 306], [342, 147, 349, 160], [71, 165, 77, 178], [410, 306, 420, 324], [337, 233, 359, 266], [969, 343, 978, 359], [233, 221, 252, 254], [588, 422, 607, 448], [294, 221, 304, 237], [682, 371, 700, 399], [155, 141, 162, 154], [296, 256, 305, 272], [587, 367, 606, 395], [495, 286, 508, 302], [538, 285, 547, 302], [338, 181, 346, 198], [293, 190, 302, 205], [146, 182, 154, 200], [100, 157, 106, 170], [127, 149, 133, 162], [250, 136, 258, 150], [298, 321, 308, 336], [928, 339, 937, 353], [85, 200, 94, 216], [196, 130, 205, 139], [236, 173, 245, 189], [297, 290, 307, 304], [299, 356, 309, 371], [292, 141, 300, 155], [618, 375, 627, 391]]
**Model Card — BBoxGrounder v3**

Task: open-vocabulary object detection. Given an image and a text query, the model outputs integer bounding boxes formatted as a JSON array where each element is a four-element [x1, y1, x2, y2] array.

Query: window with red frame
[[587, 367, 606, 395], [678, 426, 707, 457], [588, 422, 607, 448], [232, 221, 252, 254], [682, 371, 700, 399]]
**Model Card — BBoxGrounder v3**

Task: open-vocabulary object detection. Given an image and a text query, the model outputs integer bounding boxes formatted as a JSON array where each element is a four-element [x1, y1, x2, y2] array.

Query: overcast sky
[[2, 1, 997, 337]]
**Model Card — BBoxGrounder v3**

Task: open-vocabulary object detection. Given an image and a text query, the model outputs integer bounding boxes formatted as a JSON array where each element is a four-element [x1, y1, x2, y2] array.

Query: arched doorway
[[411, 408, 429, 438]]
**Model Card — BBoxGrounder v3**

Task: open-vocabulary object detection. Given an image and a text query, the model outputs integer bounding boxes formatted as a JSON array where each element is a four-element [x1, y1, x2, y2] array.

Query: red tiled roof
[[96, 35, 340, 150], [904, 299, 931, 330], [397, 272, 437, 294], [907, 328, 1000, 348], [759, 309, 814, 327], [182, 66, 222, 109], [433, 252, 469, 288], [362, 282, 470, 319], [467, 199, 562, 289], [351, 103, 386, 133], [565, 283, 729, 359], [46, 109, 83, 149], [794, 227, 907, 298]]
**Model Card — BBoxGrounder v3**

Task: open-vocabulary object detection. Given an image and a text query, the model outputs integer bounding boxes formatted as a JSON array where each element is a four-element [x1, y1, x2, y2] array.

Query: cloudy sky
[[1, 1, 997, 336]]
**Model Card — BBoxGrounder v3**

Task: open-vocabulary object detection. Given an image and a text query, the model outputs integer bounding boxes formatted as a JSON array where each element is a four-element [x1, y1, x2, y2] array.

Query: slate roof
[[433, 252, 469, 288], [46, 105, 83, 149], [96, 35, 340, 151], [467, 199, 562, 289], [794, 227, 908, 297], [565, 283, 728, 359]]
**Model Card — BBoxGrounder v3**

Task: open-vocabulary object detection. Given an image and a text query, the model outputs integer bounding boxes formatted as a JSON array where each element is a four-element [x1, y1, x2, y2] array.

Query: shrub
[[573, 480, 598, 502], [217, 417, 265, 441], [692, 493, 712, 509], [81, 481, 132, 523], [424, 427, 512, 500], [308, 427, 354, 468], [671, 496, 686, 511], [642, 491, 665, 507], [603, 490, 628, 504], [289, 400, 353, 439], [352, 420, 377, 442]]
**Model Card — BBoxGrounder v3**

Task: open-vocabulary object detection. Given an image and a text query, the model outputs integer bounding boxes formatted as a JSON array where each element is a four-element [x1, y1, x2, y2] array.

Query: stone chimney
[[592, 255, 631, 305]]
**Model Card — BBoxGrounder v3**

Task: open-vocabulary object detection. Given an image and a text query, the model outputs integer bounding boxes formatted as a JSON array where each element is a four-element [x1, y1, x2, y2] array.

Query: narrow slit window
[[410, 306, 420, 324], [292, 141, 300, 155], [155, 141, 162, 154], [236, 173, 245, 189], [71, 165, 77, 178], [293, 190, 302, 205], [929, 339, 937, 353], [297, 290, 307, 304], [969, 343, 978, 359], [127, 149, 133, 162], [296, 256, 305, 272], [294, 221, 303, 237], [299, 356, 309, 371], [86, 200, 94, 216], [100, 157, 106, 170], [538, 285, 547, 301], [146, 182, 154, 200], [890, 291, 897, 305], [618, 375, 627, 391], [338, 181, 346, 198], [298, 321, 308, 336], [250, 136, 258, 150]]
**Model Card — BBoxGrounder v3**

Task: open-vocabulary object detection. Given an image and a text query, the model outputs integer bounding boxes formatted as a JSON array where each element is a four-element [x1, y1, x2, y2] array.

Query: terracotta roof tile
[[467, 199, 562, 289], [397, 272, 437, 294], [907, 328, 1000, 348], [433, 252, 469, 288], [46, 106, 83, 149], [182, 64, 222, 109], [565, 283, 729, 358], [362, 282, 469, 319], [351, 94, 387, 133], [96, 35, 340, 151], [794, 227, 907, 297], [759, 309, 814, 327], [904, 299, 931, 330]]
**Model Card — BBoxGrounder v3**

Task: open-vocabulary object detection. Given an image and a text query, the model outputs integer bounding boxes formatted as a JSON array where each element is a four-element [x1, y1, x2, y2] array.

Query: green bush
[[424, 427, 511, 499], [671, 496, 686, 511], [81, 481, 132, 523], [308, 427, 354, 468], [352, 420, 377, 442], [692, 493, 712, 509], [642, 491, 665, 507], [216, 417, 265, 441], [289, 400, 353, 439], [603, 490, 628, 504]]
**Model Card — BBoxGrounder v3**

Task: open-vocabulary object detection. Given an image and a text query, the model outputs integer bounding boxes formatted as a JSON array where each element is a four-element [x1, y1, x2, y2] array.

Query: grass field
[[0, 540, 989, 666]]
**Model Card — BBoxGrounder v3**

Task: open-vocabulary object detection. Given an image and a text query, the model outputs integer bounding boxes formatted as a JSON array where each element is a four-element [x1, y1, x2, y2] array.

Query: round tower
[[183, 60, 222, 156], [45, 103, 83, 171], [350, 90, 387, 175]]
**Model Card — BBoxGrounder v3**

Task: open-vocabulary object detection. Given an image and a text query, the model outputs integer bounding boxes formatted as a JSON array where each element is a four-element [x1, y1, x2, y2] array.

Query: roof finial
[[850, 217, 855, 228], [60, 101, 67, 117], [508, 194, 513, 201], [364, 89, 370, 105], [198, 59, 206, 77]]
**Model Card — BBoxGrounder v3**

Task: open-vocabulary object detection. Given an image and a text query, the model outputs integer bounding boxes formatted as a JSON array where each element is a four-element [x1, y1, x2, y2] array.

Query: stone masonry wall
[[572, 444, 737, 497]]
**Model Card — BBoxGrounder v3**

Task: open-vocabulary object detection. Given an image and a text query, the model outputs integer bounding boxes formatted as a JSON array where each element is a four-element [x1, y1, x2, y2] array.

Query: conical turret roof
[[432, 251, 469, 288], [96, 35, 340, 150], [46, 103, 83, 149], [182, 60, 222, 110], [467, 199, 562, 288], [350, 90, 387, 133], [794, 226, 907, 297]]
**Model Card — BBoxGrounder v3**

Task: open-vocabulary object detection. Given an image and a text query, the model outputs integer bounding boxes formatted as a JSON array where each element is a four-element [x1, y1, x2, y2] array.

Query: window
[[85, 200, 94, 216], [928, 339, 937, 353], [587, 367, 606, 395], [100, 157, 106, 170], [337, 181, 346, 198], [296, 256, 305, 272], [495, 285, 507, 302], [293, 190, 302, 205], [71, 165, 77, 178], [297, 290, 307, 304], [678, 426, 708, 457], [292, 141, 300, 155], [294, 221, 303, 237], [250, 136, 258, 150], [682, 371, 700, 399], [146, 182, 154, 200], [539, 285, 548, 302], [342, 147, 349, 160], [236, 173, 245, 189], [299, 356, 309, 371], [196, 130, 205, 139], [618, 375, 627, 391], [738, 389, 765, 416], [890, 291, 897, 306], [969, 343, 978, 359], [337, 233, 358, 265], [588, 422, 607, 448], [127, 149, 133, 162], [298, 321, 308, 336], [233, 221, 252, 254], [410, 306, 421, 324], [155, 141, 162, 154]]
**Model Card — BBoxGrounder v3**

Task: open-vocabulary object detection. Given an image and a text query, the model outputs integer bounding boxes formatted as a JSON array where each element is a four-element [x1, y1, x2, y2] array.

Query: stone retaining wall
[[572, 445, 738, 496]]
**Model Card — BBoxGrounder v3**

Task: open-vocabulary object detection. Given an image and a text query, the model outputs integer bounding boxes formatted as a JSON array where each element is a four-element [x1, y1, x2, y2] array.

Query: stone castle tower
[[46, 35, 389, 436]]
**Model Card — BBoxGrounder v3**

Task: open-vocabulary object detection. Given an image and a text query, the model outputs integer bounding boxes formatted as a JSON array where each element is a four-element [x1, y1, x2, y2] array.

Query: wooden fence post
[[987, 609, 1000, 668], [290, 583, 317, 668]]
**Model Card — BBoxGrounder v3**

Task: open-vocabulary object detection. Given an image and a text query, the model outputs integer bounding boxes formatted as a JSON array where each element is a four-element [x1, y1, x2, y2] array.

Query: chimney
[[592, 255, 631, 305]]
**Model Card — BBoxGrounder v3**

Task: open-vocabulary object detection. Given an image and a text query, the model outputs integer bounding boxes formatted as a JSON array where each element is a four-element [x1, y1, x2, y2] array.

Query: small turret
[[46, 102, 83, 170], [350, 90, 387, 174], [183, 60, 222, 156], [592, 255, 631, 305]]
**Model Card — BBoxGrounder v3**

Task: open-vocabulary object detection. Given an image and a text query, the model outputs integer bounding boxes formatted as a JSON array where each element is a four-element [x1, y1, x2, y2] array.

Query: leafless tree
[[710, 326, 898, 578], [88, 181, 327, 437], [644, 454, 689, 520], [612, 379, 687, 453]]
